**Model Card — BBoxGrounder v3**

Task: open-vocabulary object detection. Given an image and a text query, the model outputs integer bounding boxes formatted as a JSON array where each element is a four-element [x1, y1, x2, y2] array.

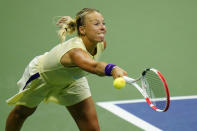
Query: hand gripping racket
[[123, 68, 170, 112]]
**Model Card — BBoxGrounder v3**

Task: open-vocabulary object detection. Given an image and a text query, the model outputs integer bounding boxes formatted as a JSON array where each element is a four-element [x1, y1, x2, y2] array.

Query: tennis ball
[[113, 77, 126, 89]]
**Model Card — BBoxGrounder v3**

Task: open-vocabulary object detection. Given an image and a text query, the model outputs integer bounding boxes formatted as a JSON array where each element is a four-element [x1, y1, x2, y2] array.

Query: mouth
[[98, 32, 105, 36], [98, 33, 105, 37], [97, 33, 105, 41], [98, 31, 106, 34]]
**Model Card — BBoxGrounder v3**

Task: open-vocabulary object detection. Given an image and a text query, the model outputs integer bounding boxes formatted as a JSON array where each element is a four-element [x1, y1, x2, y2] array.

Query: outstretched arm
[[60, 48, 127, 78]]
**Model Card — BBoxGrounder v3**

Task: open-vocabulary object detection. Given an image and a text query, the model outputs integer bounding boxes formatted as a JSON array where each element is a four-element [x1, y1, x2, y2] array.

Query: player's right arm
[[60, 48, 127, 78]]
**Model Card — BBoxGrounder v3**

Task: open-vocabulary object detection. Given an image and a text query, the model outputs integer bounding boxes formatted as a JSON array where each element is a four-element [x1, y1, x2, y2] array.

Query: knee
[[89, 125, 100, 131], [12, 105, 37, 119], [84, 120, 100, 131]]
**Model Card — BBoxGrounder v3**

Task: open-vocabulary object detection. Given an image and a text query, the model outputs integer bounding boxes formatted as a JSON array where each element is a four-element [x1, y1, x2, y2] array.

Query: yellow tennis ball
[[113, 77, 126, 89]]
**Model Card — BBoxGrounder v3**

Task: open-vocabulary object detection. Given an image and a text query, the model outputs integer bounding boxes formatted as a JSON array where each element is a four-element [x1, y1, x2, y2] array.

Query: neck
[[81, 36, 97, 55]]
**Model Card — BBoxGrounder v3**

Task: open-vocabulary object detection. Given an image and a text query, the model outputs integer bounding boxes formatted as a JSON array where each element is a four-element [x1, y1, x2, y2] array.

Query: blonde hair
[[56, 8, 100, 43], [56, 16, 76, 43]]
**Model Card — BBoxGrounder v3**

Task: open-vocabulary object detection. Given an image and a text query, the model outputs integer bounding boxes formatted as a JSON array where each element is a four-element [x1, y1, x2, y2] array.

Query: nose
[[100, 24, 106, 32]]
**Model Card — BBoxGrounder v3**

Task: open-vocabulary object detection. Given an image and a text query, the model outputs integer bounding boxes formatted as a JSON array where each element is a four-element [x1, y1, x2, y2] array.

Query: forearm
[[78, 61, 108, 76], [67, 48, 127, 77], [92, 62, 128, 78], [93, 61, 108, 76], [78, 60, 127, 78]]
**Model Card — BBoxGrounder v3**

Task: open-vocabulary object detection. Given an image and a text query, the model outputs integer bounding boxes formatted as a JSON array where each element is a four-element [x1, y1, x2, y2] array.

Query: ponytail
[[56, 8, 100, 43], [56, 16, 76, 43]]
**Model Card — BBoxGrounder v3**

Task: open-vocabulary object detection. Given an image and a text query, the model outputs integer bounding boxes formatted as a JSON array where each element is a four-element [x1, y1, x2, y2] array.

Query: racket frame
[[123, 68, 170, 112]]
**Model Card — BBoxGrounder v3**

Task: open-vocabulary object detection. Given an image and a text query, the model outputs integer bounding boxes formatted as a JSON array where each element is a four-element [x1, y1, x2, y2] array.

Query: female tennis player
[[5, 8, 127, 131]]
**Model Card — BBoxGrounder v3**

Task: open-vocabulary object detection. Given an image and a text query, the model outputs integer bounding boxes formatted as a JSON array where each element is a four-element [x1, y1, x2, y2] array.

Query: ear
[[79, 26, 86, 36]]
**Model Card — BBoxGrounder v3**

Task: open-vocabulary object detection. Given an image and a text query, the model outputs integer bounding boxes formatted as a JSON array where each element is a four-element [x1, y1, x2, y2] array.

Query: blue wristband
[[105, 64, 117, 76]]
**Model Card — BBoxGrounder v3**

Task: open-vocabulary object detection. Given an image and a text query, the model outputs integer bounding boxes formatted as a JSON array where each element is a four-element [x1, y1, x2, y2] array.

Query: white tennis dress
[[6, 37, 105, 107]]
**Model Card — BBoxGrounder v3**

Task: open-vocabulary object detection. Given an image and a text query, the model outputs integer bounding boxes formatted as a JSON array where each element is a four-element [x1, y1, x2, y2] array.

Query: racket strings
[[143, 71, 167, 110]]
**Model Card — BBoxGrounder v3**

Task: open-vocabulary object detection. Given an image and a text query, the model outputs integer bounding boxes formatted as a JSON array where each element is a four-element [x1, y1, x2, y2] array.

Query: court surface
[[1, 0, 197, 130], [97, 95, 197, 131]]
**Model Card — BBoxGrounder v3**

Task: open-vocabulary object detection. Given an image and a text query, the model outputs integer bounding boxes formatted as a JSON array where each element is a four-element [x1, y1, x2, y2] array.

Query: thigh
[[66, 97, 100, 131], [12, 105, 37, 117]]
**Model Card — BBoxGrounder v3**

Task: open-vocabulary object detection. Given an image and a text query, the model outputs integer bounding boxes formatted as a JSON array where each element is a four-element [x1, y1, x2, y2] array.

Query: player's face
[[83, 11, 106, 43]]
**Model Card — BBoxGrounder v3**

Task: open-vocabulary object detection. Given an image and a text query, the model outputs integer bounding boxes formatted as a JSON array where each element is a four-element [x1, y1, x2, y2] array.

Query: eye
[[94, 22, 99, 25]]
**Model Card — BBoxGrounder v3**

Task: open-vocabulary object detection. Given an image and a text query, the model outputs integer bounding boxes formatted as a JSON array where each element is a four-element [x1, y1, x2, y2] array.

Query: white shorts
[[6, 56, 91, 108]]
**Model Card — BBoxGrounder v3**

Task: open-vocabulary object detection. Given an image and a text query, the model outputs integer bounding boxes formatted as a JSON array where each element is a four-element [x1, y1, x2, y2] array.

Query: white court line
[[97, 102, 162, 131], [97, 95, 197, 131]]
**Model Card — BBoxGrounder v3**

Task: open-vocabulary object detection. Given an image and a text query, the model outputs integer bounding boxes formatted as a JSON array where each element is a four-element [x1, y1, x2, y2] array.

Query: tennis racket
[[123, 68, 170, 112]]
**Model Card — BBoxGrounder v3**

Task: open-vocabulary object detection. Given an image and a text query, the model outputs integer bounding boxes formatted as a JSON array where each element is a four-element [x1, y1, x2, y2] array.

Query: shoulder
[[62, 37, 82, 45], [61, 37, 86, 50], [57, 37, 87, 64]]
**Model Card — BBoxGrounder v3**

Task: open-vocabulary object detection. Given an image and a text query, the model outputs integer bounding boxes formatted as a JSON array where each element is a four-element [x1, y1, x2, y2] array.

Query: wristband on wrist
[[105, 64, 117, 76]]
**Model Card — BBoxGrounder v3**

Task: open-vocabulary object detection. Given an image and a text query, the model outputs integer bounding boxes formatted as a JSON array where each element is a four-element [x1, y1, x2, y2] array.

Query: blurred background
[[1, 0, 197, 130]]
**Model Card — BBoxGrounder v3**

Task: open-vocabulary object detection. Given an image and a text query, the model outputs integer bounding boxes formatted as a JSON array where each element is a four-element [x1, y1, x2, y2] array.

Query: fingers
[[111, 66, 128, 79]]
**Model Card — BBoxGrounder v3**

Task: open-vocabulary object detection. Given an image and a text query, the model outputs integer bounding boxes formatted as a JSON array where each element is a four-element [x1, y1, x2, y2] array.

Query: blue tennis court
[[97, 95, 197, 131]]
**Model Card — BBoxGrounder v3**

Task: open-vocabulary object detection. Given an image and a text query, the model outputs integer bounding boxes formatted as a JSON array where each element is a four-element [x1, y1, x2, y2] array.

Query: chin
[[98, 39, 104, 42], [96, 40, 104, 43], [92, 37, 105, 43], [98, 37, 105, 42]]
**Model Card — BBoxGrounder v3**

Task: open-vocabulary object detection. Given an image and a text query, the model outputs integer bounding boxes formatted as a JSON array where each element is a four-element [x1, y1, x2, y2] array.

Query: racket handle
[[122, 76, 135, 83], [123, 76, 148, 98]]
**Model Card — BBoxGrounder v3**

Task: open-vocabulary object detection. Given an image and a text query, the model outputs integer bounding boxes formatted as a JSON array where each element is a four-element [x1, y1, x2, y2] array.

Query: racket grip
[[122, 76, 135, 83]]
